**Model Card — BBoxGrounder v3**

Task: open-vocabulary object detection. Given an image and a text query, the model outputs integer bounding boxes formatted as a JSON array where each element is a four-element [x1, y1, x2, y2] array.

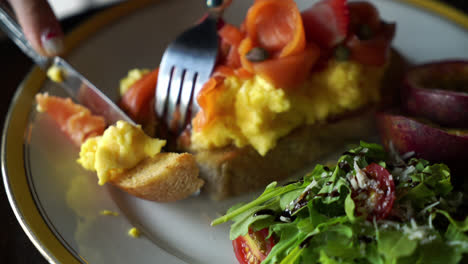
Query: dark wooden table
[[1, 1, 467, 263]]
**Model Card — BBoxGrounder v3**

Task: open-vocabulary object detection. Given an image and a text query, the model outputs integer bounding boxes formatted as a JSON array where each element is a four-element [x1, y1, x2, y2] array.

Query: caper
[[206, 0, 224, 8], [245, 47, 270, 62], [334, 45, 350, 61], [358, 24, 374, 40]]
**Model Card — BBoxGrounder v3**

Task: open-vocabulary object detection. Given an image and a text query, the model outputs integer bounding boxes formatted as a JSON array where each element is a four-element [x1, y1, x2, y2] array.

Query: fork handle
[[206, 0, 232, 17]]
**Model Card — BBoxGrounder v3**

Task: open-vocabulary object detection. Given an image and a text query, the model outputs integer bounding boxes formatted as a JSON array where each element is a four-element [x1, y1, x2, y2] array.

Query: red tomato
[[352, 163, 396, 220], [232, 228, 276, 264]]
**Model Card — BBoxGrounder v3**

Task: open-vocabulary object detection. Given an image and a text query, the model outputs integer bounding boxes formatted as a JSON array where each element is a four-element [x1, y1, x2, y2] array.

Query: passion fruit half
[[376, 110, 468, 166], [402, 60, 468, 128]]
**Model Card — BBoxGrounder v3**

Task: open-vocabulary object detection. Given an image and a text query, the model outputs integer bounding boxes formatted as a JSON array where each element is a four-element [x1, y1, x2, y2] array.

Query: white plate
[[3, 0, 468, 263]]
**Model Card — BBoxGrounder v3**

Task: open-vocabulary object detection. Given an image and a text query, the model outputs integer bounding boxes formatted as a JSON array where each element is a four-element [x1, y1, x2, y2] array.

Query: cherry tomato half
[[352, 163, 396, 220], [232, 228, 276, 264]]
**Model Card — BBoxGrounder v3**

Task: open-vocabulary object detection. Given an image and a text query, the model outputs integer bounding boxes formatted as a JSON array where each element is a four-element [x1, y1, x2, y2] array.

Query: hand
[[6, 0, 64, 56]]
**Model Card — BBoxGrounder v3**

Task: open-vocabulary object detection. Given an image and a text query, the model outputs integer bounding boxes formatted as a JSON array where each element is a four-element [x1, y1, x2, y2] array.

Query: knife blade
[[0, 4, 135, 126], [51, 58, 135, 125]]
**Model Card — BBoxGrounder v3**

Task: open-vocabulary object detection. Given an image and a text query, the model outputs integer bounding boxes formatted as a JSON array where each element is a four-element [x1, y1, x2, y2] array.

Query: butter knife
[[0, 5, 135, 126]]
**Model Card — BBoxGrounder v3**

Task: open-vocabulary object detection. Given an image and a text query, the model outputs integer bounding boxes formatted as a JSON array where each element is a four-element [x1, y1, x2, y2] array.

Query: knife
[[0, 4, 135, 126]]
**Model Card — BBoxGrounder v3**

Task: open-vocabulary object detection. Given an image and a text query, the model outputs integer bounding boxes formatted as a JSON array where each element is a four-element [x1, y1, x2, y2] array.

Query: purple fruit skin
[[376, 112, 468, 165], [402, 61, 468, 128]]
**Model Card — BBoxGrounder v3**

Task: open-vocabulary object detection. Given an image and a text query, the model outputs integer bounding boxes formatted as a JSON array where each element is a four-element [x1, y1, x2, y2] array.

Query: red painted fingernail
[[41, 28, 64, 56]]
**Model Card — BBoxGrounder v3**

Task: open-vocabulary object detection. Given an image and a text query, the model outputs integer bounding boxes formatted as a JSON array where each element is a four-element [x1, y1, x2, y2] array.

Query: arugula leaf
[[304, 164, 333, 182], [377, 230, 418, 263], [400, 163, 452, 209], [344, 192, 356, 222], [211, 182, 301, 226], [445, 223, 468, 261], [229, 199, 279, 240], [398, 236, 460, 264], [279, 246, 303, 264], [359, 141, 387, 162], [280, 188, 305, 210], [263, 222, 306, 264], [435, 209, 468, 232], [365, 243, 385, 264], [319, 225, 357, 259]]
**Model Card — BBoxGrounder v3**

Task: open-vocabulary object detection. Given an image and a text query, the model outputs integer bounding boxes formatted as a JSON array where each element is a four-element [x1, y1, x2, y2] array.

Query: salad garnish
[[212, 142, 468, 263]]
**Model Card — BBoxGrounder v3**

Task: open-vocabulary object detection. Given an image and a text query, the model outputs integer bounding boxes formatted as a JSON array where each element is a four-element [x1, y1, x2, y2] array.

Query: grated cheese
[[354, 161, 369, 189]]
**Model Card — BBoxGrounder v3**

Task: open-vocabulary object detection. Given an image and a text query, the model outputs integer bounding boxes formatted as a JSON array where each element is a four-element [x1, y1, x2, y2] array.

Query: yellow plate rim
[[1, 0, 467, 263]]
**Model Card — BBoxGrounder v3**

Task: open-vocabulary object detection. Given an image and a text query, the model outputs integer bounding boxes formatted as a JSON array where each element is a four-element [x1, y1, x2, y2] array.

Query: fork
[[155, 1, 227, 133]]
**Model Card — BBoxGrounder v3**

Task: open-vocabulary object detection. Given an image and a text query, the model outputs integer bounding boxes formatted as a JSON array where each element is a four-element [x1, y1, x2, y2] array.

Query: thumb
[[7, 0, 64, 56]]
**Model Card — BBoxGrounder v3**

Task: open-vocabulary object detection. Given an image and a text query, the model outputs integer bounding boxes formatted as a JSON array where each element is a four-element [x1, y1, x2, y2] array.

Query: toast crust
[[111, 152, 203, 202]]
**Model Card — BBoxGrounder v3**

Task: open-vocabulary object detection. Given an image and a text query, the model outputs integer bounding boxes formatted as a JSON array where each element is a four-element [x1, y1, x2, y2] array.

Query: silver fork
[[155, 1, 225, 133]]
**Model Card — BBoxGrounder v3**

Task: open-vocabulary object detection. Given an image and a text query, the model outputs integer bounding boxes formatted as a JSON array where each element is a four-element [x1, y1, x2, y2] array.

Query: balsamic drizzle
[[253, 209, 276, 217], [276, 210, 297, 223], [282, 178, 304, 186], [299, 236, 313, 249], [339, 161, 351, 172], [358, 235, 374, 244]]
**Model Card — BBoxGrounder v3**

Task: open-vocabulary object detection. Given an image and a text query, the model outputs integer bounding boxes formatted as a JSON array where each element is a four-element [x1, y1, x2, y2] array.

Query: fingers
[[7, 0, 64, 56]]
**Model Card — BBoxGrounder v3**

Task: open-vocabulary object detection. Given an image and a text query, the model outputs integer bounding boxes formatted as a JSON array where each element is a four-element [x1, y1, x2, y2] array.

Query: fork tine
[[165, 66, 184, 129], [155, 13, 219, 134], [192, 70, 211, 108], [155, 63, 173, 118], [178, 70, 197, 130]]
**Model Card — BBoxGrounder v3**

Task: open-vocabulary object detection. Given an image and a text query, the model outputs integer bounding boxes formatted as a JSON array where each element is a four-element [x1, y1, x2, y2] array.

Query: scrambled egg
[[77, 121, 166, 185], [119, 68, 150, 95], [100, 210, 119, 216], [191, 60, 386, 156], [128, 227, 141, 238], [47, 65, 64, 83]]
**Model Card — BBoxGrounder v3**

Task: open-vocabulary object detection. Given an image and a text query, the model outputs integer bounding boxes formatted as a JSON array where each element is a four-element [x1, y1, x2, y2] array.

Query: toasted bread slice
[[111, 153, 203, 202], [181, 50, 408, 200], [185, 108, 376, 200]]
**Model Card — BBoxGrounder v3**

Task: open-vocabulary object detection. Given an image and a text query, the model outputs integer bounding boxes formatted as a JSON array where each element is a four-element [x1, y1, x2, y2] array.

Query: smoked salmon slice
[[245, 0, 305, 58], [236, 0, 316, 89], [35, 93, 106, 146], [119, 68, 159, 123], [192, 76, 226, 131], [218, 24, 245, 68], [345, 2, 395, 66], [251, 44, 320, 89]]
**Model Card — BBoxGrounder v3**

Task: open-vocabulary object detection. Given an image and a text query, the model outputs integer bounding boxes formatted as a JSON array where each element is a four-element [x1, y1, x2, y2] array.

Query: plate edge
[[397, 0, 468, 30]]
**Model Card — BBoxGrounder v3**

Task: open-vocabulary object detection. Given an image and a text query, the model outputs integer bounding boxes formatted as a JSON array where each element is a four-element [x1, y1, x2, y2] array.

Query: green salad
[[212, 142, 468, 264]]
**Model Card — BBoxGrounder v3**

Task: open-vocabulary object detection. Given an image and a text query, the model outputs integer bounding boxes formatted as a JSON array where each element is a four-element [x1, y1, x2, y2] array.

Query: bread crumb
[[100, 210, 119, 216], [47, 66, 64, 83], [128, 227, 141, 238]]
